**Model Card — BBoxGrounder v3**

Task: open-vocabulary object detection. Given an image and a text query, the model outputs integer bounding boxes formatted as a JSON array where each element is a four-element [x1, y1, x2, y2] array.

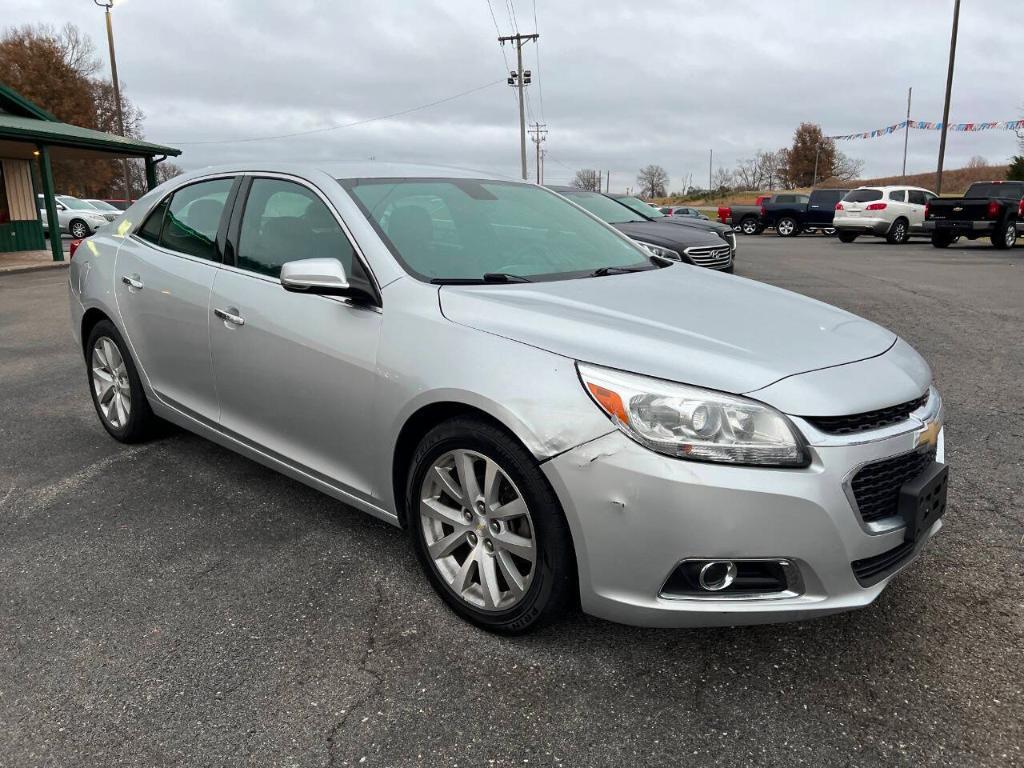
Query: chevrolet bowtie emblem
[[916, 420, 941, 449]]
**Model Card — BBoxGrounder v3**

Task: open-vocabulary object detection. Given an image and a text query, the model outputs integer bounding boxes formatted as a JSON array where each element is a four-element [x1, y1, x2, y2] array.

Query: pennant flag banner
[[829, 119, 1024, 140]]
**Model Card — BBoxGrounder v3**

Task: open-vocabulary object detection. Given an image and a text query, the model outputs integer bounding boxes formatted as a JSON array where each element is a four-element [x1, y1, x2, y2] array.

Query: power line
[[532, 0, 545, 122], [485, 0, 517, 109], [169, 79, 504, 145], [505, 0, 520, 34]]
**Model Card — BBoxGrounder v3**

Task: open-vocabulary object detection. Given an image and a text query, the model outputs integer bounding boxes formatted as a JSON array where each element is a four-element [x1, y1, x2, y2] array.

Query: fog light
[[698, 560, 737, 591]]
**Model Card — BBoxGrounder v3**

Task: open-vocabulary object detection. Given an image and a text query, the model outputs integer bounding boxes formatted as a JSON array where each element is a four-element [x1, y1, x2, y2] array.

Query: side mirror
[[280, 258, 350, 295]]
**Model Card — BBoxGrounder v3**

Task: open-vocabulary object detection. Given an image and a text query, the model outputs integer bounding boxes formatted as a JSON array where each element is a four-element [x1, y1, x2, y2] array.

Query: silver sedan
[[68, 163, 948, 633]]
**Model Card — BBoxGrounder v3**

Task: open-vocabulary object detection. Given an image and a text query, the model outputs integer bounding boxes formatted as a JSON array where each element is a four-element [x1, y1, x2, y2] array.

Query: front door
[[114, 176, 235, 423], [209, 176, 382, 500]]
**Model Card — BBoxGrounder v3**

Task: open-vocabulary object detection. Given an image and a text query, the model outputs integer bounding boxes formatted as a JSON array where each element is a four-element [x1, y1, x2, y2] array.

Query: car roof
[[851, 185, 934, 192], [169, 161, 519, 183]]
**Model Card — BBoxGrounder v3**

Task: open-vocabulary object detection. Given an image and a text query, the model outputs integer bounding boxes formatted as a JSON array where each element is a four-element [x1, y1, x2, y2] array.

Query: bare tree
[[712, 167, 734, 196], [966, 155, 989, 168], [571, 169, 602, 192], [636, 164, 669, 198], [831, 151, 865, 182]]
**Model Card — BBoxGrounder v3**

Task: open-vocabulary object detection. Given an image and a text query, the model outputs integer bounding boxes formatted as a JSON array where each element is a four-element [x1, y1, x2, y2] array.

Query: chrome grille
[[684, 244, 732, 268]]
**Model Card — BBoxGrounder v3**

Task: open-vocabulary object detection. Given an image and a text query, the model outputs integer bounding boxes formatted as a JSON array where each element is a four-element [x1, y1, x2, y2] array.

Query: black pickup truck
[[924, 181, 1024, 249], [758, 188, 849, 237]]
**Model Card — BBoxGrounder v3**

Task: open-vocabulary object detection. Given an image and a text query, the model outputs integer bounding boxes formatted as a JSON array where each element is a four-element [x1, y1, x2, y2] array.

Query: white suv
[[834, 186, 937, 244]]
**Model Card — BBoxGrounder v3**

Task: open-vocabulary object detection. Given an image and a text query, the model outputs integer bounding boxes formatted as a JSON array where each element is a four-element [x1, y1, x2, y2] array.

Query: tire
[[837, 231, 858, 243], [823, 228, 837, 237], [85, 320, 159, 443], [739, 217, 760, 235], [776, 217, 798, 237], [991, 221, 1017, 250], [931, 232, 954, 248], [406, 417, 576, 634], [886, 218, 910, 245], [69, 219, 90, 239]]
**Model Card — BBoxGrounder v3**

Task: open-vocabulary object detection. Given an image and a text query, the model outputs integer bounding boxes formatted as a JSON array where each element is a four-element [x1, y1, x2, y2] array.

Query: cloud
[[6, 0, 1020, 189]]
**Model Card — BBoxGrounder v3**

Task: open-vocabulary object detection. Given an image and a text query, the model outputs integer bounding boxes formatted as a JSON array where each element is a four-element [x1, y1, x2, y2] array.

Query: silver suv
[[68, 163, 948, 633]]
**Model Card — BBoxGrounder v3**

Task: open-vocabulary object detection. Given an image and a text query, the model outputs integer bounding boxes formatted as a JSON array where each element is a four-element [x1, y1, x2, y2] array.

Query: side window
[[889, 189, 907, 203], [158, 178, 233, 260], [237, 178, 358, 280], [907, 190, 928, 206], [137, 198, 169, 244]]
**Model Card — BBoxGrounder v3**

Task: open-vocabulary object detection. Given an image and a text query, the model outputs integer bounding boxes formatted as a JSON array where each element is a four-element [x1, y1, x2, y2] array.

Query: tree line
[[573, 122, 865, 198], [0, 23, 182, 198]]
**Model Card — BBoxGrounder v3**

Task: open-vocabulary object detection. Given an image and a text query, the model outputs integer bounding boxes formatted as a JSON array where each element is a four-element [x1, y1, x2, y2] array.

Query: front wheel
[[406, 417, 576, 634], [776, 217, 798, 237], [992, 221, 1017, 250], [69, 219, 90, 239], [837, 231, 858, 243]]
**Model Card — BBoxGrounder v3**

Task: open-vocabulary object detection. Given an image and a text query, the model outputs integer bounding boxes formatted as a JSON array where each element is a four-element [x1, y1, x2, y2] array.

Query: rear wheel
[[86, 320, 159, 443], [886, 218, 910, 245], [837, 231, 858, 243], [406, 417, 576, 634], [739, 217, 760, 235], [931, 232, 954, 248], [776, 217, 798, 237], [992, 221, 1017, 250]]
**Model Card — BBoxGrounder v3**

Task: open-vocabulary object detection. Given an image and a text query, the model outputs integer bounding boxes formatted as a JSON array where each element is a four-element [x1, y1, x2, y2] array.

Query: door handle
[[213, 307, 245, 326], [121, 274, 143, 290]]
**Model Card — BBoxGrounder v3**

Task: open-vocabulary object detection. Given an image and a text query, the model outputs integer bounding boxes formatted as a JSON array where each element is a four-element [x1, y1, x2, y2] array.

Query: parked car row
[[68, 162, 947, 633], [718, 180, 1021, 250], [36, 193, 127, 238]]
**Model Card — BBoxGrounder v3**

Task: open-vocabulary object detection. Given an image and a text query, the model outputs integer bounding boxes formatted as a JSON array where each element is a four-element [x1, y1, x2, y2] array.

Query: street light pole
[[936, 0, 960, 195], [94, 0, 132, 201]]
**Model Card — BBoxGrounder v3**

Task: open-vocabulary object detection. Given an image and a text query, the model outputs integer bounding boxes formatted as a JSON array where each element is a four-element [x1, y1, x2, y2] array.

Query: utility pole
[[708, 149, 713, 195], [94, 0, 131, 201], [605, 170, 610, 193], [936, 0, 960, 194], [499, 32, 539, 181], [529, 122, 547, 184], [539, 149, 546, 186], [813, 144, 821, 187], [902, 86, 912, 179]]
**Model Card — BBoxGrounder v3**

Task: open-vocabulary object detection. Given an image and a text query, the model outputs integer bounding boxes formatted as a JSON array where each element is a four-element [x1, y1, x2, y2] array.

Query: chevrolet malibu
[[68, 163, 948, 634]]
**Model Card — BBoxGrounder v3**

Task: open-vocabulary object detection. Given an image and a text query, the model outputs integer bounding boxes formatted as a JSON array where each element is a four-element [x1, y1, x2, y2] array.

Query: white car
[[37, 194, 111, 239], [834, 186, 937, 245]]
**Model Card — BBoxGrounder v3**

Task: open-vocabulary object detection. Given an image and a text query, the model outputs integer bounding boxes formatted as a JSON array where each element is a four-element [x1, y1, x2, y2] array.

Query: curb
[[0, 261, 71, 276]]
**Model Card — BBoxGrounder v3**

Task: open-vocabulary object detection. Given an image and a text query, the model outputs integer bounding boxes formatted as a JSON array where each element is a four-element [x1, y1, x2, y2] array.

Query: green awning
[[0, 112, 180, 158]]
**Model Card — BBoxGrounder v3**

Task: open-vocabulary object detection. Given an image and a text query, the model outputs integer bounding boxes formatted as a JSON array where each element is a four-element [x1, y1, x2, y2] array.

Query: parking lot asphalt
[[1, 235, 1021, 767]]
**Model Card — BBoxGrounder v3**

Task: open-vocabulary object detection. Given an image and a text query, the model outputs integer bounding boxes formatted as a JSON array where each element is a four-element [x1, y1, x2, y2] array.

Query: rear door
[[209, 175, 383, 501], [114, 176, 236, 423], [807, 190, 845, 226]]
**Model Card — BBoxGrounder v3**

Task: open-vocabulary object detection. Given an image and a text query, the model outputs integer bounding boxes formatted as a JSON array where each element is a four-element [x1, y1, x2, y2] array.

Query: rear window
[[843, 189, 884, 203], [964, 182, 1024, 200]]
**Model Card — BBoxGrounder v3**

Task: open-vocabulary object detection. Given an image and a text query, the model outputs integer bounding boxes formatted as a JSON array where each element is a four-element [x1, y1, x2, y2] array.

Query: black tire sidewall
[[992, 222, 1015, 250], [70, 220, 89, 239], [85, 320, 154, 443], [405, 417, 575, 634], [887, 219, 909, 244]]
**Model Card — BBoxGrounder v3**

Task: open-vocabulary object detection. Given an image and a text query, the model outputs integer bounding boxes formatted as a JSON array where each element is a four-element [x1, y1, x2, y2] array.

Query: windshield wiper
[[430, 272, 532, 285], [590, 255, 672, 277]]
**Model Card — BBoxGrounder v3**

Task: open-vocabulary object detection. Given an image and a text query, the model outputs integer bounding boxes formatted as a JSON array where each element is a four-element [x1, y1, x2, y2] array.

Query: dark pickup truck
[[924, 181, 1024, 249], [759, 188, 849, 237]]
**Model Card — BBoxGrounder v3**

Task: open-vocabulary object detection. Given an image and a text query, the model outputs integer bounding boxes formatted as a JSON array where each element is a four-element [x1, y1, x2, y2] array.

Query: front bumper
[[542, 408, 945, 628]]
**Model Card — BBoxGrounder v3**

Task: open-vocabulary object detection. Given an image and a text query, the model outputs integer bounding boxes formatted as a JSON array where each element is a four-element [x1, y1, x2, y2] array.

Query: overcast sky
[[6, 0, 1022, 190]]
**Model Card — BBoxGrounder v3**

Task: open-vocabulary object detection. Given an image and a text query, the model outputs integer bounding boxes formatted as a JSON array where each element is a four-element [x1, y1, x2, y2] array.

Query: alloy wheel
[[91, 336, 131, 429], [777, 219, 795, 236], [893, 222, 907, 242], [70, 221, 89, 239], [419, 449, 536, 611], [1006, 225, 1017, 248], [741, 219, 758, 235]]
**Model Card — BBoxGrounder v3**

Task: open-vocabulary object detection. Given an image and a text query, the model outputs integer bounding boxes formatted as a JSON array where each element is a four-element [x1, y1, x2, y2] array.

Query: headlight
[[577, 363, 809, 467], [634, 241, 680, 261]]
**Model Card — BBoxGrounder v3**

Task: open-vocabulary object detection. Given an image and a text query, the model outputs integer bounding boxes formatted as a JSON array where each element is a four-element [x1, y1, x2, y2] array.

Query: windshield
[[555, 188, 647, 224], [86, 199, 119, 212], [57, 195, 99, 210], [342, 178, 651, 282], [965, 182, 1024, 200], [615, 196, 663, 218]]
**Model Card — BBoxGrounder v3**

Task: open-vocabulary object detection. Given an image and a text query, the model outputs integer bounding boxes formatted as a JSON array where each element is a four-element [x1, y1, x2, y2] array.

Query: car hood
[[439, 265, 898, 399], [614, 221, 723, 249], [658, 217, 732, 236]]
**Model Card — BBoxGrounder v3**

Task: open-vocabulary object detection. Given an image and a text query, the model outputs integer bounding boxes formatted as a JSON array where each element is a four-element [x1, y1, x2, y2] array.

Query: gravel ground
[[1, 235, 1021, 767]]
